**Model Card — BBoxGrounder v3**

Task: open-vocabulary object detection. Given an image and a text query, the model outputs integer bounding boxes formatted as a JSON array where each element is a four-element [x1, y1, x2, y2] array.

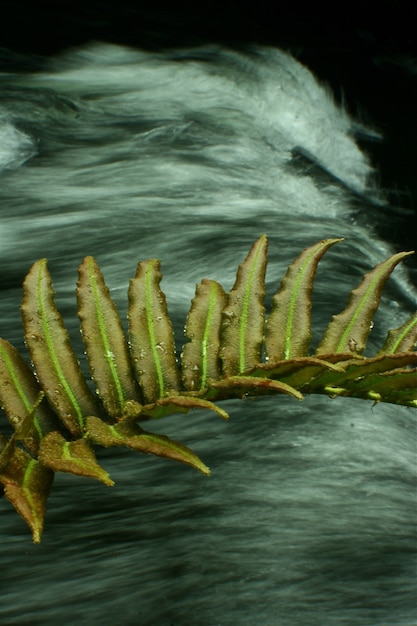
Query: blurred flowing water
[[0, 44, 415, 625]]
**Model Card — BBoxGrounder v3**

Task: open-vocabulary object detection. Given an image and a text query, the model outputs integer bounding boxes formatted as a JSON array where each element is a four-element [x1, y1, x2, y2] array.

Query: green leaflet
[[377, 312, 417, 354], [265, 238, 343, 361], [77, 256, 142, 418], [344, 367, 417, 394], [182, 279, 227, 391], [21, 260, 100, 437], [141, 395, 229, 420], [322, 369, 417, 407], [38, 432, 114, 486], [309, 352, 417, 395], [1, 236, 416, 542], [221, 235, 268, 375], [0, 339, 59, 453], [251, 356, 344, 390], [363, 370, 417, 406], [86, 416, 210, 475], [208, 375, 303, 401], [128, 259, 180, 403], [0, 447, 54, 543], [316, 251, 414, 355]]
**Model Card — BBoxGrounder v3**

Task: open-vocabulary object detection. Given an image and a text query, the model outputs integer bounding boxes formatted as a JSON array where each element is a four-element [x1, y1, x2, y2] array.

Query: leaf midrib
[[87, 257, 125, 408], [37, 261, 84, 430]]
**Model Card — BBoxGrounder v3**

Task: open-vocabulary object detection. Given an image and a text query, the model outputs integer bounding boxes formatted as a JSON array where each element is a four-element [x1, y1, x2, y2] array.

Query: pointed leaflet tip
[[77, 256, 142, 418], [0, 447, 54, 543], [21, 259, 101, 437], [377, 312, 417, 355], [142, 395, 230, 421], [265, 238, 343, 362], [221, 235, 268, 376], [209, 375, 303, 401], [38, 431, 114, 486], [251, 356, 344, 390], [316, 250, 414, 355], [86, 416, 210, 475]]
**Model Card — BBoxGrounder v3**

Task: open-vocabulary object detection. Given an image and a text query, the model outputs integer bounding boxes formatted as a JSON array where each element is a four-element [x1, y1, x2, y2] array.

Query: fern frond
[[1, 237, 415, 541]]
